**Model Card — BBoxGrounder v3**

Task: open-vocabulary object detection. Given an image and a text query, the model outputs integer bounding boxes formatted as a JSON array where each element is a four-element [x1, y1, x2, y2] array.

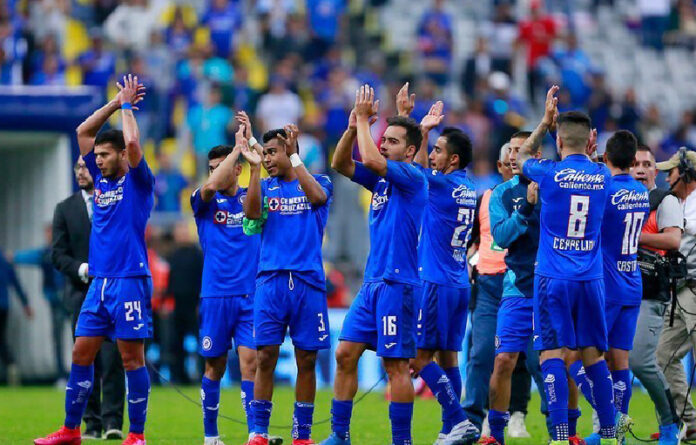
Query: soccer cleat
[[432, 433, 447, 444], [120, 432, 146, 445], [657, 423, 679, 445], [584, 432, 601, 445], [247, 435, 269, 445], [103, 428, 123, 440], [292, 440, 315, 445], [444, 419, 479, 444], [615, 413, 632, 445], [203, 437, 225, 445], [476, 437, 499, 445], [318, 434, 350, 445], [508, 411, 530, 438], [34, 426, 82, 445], [569, 435, 587, 445]]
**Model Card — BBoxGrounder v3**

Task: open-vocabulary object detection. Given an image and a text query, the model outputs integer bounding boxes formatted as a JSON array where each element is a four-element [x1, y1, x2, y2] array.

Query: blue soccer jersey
[[523, 154, 611, 280], [602, 174, 649, 306], [84, 152, 154, 278], [415, 166, 476, 288], [191, 187, 260, 297], [257, 175, 332, 289], [351, 160, 427, 285]]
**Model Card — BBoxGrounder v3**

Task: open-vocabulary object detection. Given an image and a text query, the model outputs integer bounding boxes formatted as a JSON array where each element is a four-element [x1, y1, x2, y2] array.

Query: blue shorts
[[416, 282, 469, 351], [496, 296, 534, 354], [76, 277, 153, 340], [254, 272, 330, 351], [340, 280, 417, 359], [605, 301, 640, 351], [533, 276, 608, 352], [199, 295, 255, 357]]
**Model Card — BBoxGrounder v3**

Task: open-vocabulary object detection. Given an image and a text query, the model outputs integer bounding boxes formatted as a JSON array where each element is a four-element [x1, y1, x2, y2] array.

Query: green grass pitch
[[0, 386, 665, 444]]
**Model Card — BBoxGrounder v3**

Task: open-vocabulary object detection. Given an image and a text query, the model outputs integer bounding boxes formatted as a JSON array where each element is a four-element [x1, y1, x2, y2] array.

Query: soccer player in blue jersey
[[191, 125, 262, 445], [319, 85, 427, 445], [394, 93, 479, 444], [515, 86, 618, 445], [242, 121, 333, 445], [578, 130, 649, 445], [35, 75, 153, 445]]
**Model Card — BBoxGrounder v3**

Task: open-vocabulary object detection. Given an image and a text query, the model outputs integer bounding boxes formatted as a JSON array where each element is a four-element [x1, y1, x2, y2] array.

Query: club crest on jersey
[[202, 336, 212, 351], [268, 197, 280, 212], [239, 194, 246, 205]]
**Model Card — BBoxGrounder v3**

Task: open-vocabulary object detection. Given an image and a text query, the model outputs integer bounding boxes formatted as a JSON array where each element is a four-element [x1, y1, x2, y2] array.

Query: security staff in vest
[[629, 144, 683, 439]]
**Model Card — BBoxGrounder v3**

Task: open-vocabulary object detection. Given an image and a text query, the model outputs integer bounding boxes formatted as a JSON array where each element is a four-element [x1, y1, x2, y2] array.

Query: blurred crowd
[[5, 0, 696, 382]]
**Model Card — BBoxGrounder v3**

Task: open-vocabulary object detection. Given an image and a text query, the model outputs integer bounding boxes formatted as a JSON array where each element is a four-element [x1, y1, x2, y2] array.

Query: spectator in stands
[[13, 225, 67, 383], [316, 66, 353, 146], [255, 74, 303, 132], [187, 85, 233, 177], [165, 222, 203, 384], [0, 248, 33, 385], [617, 88, 641, 136], [297, 122, 326, 173], [77, 28, 116, 88], [587, 70, 612, 132], [201, 0, 242, 59], [484, 71, 526, 130], [30, 53, 65, 85], [463, 37, 495, 99], [480, 1, 518, 76], [27, 0, 68, 47], [417, 0, 454, 86], [0, 16, 26, 85], [306, 0, 346, 61], [518, 0, 557, 103], [104, 0, 167, 51], [164, 7, 192, 61], [154, 152, 188, 213], [552, 34, 593, 108], [257, 0, 298, 59], [639, 0, 670, 51], [30, 34, 64, 81]]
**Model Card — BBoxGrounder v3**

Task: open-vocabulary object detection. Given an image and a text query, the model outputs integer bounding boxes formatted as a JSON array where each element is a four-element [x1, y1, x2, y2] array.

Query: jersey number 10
[[621, 212, 645, 255]]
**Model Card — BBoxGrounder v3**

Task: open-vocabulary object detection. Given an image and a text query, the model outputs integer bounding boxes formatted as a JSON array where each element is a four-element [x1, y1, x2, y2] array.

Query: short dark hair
[[94, 129, 125, 151], [637, 144, 653, 154], [557, 111, 592, 151], [441, 127, 473, 169], [386, 115, 423, 150], [262, 128, 299, 154], [510, 130, 532, 140], [207, 145, 233, 160], [556, 111, 592, 131], [605, 130, 638, 170]]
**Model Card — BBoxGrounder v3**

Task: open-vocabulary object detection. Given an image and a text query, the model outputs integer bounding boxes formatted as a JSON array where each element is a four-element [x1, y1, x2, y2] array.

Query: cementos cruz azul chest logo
[[553, 168, 605, 190], [94, 186, 124, 207]]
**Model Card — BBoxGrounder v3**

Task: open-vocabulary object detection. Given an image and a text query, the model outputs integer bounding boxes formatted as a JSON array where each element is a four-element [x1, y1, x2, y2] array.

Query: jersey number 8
[[567, 195, 589, 238]]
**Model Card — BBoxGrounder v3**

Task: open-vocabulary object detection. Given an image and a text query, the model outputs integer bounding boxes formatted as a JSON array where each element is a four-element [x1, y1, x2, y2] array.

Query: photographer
[[630, 145, 682, 441], [654, 148, 696, 440]]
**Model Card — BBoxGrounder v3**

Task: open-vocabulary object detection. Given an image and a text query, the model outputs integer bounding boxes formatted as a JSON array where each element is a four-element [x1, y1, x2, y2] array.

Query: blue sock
[[126, 366, 150, 434], [331, 399, 353, 440], [488, 409, 509, 445], [252, 400, 272, 435], [586, 361, 616, 439], [443, 366, 463, 434], [64, 363, 94, 429], [569, 359, 596, 409], [611, 369, 631, 415], [420, 362, 467, 427], [292, 402, 314, 440], [201, 377, 220, 438], [568, 408, 581, 437], [541, 358, 569, 441], [389, 402, 413, 445], [241, 380, 255, 434]]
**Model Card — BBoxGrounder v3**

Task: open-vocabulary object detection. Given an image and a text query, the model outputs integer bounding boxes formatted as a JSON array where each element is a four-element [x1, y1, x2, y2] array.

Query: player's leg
[[235, 295, 258, 438], [254, 345, 280, 438], [202, 355, 227, 444], [383, 357, 415, 445], [321, 283, 375, 444], [488, 351, 518, 444], [117, 339, 149, 438], [562, 350, 584, 441], [294, 348, 319, 443], [606, 304, 640, 418]]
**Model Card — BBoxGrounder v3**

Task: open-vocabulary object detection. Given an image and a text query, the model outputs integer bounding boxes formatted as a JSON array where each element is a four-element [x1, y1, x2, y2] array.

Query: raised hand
[[235, 111, 254, 140], [542, 85, 559, 127], [240, 125, 261, 166], [396, 82, 415, 117], [279, 124, 300, 155], [116, 74, 146, 109], [421, 101, 445, 132], [355, 84, 380, 121], [587, 128, 598, 158], [527, 181, 539, 205]]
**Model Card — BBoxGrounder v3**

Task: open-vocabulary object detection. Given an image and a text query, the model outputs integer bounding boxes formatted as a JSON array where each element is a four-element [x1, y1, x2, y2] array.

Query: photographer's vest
[[639, 188, 672, 301]]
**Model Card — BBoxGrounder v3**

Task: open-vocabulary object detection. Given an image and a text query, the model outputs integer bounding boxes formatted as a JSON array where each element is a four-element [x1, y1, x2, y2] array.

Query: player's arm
[[332, 111, 358, 178], [241, 135, 263, 220], [416, 101, 445, 168], [640, 227, 682, 251], [280, 124, 328, 207], [355, 85, 386, 176], [236, 110, 264, 155], [489, 185, 530, 249], [76, 101, 120, 156], [200, 126, 245, 202], [117, 74, 146, 168], [518, 85, 558, 175]]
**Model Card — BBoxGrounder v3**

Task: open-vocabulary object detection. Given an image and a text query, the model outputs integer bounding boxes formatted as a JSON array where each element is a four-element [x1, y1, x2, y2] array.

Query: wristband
[[290, 153, 303, 168], [121, 102, 132, 110], [248, 136, 258, 147]]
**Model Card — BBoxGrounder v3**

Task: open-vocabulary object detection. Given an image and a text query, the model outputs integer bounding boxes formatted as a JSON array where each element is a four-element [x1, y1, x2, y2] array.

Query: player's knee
[[239, 355, 257, 380], [120, 349, 145, 371], [295, 350, 317, 375], [494, 353, 517, 375], [335, 345, 359, 372], [256, 347, 278, 372], [384, 358, 410, 381], [205, 357, 228, 380], [71, 348, 94, 366], [410, 356, 429, 374]]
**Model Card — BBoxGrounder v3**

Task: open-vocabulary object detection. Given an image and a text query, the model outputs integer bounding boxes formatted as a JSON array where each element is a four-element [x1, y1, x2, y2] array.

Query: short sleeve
[[190, 188, 213, 217], [351, 161, 380, 192], [522, 158, 554, 183], [413, 163, 450, 190], [657, 194, 685, 231], [385, 160, 426, 195], [83, 151, 101, 182], [313, 174, 334, 207], [129, 158, 155, 192]]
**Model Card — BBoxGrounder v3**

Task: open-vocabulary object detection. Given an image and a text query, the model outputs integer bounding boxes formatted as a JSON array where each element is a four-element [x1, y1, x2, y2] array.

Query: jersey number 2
[[451, 208, 474, 247]]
